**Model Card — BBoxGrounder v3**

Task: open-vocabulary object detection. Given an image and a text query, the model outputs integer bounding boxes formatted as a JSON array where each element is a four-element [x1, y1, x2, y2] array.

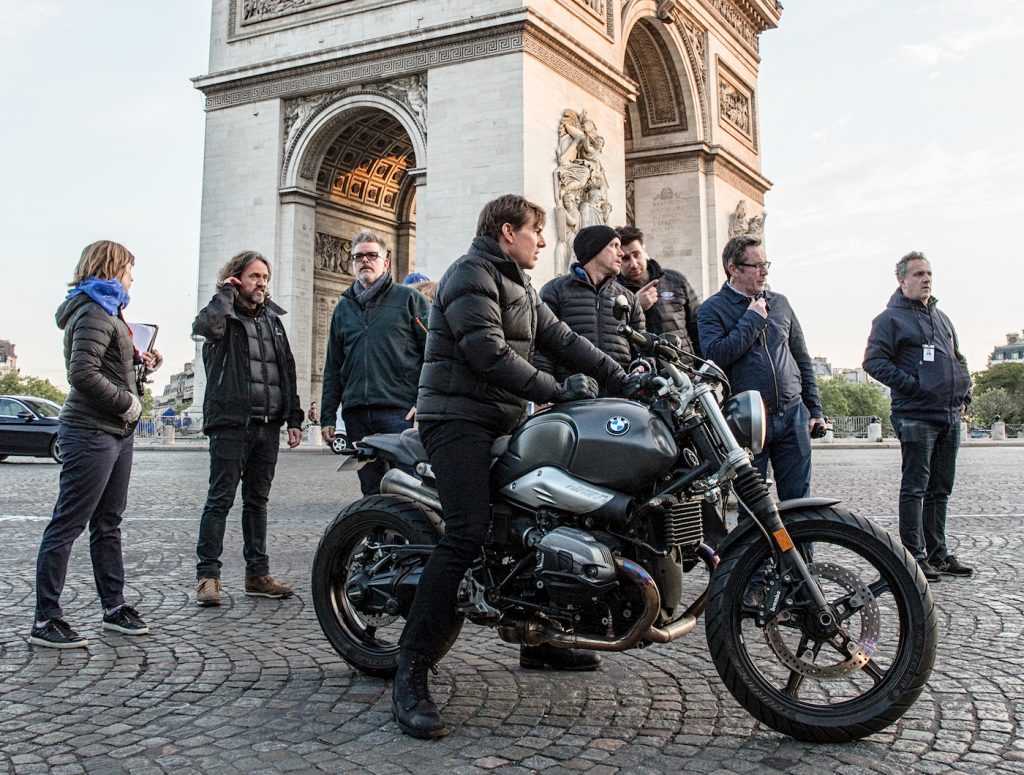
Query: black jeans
[[400, 419, 497, 662], [342, 405, 415, 495], [196, 423, 280, 580], [35, 425, 133, 621], [893, 416, 959, 564]]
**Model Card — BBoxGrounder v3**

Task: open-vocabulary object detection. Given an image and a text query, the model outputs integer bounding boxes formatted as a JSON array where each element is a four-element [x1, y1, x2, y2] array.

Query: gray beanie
[[573, 225, 618, 265]]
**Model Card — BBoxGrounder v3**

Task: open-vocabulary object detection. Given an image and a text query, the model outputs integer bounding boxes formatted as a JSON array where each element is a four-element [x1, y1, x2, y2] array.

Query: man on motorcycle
[[393, 194, 629, 739]]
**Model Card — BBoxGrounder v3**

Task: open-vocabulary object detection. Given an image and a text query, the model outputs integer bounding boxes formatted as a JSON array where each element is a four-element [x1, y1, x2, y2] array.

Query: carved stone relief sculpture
[[727, 200, 767, 240], [553, 109, 611, 272], [314, 232, 353, 275], [243, 0, 333, 24], [718, 77, 750, 136]]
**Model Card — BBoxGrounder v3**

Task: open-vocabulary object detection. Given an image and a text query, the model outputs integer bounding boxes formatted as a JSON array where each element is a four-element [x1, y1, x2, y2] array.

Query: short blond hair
[[70, 240, 135, 286]]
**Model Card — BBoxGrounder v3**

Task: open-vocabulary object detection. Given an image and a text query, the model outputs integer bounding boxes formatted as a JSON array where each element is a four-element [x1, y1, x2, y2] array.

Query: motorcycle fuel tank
[[493, 398, 678, 494]]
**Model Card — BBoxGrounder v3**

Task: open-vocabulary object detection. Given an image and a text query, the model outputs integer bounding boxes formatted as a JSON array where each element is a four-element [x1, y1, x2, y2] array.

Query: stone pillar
[[960, 421, 969, 443], [866, 419, 883, 443], [276, 188, 319, 408], [992, 420, 1007, 441]]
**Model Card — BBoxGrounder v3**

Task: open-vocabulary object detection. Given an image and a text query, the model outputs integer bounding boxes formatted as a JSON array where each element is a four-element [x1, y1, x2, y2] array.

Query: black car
[[0, 395, 63, 463]]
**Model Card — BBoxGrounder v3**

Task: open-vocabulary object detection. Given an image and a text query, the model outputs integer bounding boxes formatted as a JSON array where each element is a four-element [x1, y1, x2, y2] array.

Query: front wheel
[[49, 436, 62, 463], [311, 495, 450, 678], [705, 505, 937, 742]]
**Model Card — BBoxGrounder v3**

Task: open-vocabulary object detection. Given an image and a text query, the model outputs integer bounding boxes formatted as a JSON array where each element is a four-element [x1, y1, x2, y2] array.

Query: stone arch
[[279, 92, 426, 404]]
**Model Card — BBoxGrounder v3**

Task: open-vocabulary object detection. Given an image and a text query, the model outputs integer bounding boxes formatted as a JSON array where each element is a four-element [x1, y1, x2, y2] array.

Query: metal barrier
[[827, 416, 894, 439]]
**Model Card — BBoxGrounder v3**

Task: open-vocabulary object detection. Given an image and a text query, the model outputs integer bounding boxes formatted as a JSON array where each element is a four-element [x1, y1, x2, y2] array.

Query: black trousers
[[35, 425, 133, 621], [196, 423, 280, 580], [399, 419, 497, 662]]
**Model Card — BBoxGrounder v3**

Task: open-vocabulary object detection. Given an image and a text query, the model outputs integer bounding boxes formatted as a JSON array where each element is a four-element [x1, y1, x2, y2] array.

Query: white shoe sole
[[244, 590, 292, 598], [29, 635, 88, 648], [102, 622, 150, 635]]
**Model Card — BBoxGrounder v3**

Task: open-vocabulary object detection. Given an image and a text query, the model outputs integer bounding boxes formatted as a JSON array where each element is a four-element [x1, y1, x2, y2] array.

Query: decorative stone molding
[[727, 199, 767, 240], [280, 75, 426, 187], [716, 59, 757, 150], [241, 0, 335, 25], [681, 17, 707, 82], [626, 154, 701, 179], [314, 231, 353, 275], [553, 109, 612, 272], [707, 156, 766, 203], [708, 0, 760, 53]]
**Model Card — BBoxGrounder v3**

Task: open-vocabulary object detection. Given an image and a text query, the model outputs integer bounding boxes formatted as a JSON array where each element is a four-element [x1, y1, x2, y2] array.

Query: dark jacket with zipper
[[55, 293, 140, 438], [320, 274, 430, 422], [863, 289, 971, 425], [416, 236, 626, 434], [193, 285, 303, 434], [534, 264, 645, 382], [697, 283, 823, 417], [618, 258, 702, 358]]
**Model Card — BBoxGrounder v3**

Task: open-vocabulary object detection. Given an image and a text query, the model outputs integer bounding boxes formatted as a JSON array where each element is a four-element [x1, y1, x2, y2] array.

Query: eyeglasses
[[351, 252, 381, 263], [735, 261, 771, 272]]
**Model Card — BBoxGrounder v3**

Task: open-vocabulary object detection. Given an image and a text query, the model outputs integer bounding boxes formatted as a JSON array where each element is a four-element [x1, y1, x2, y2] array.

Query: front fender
[[714, 496, 842, 559]]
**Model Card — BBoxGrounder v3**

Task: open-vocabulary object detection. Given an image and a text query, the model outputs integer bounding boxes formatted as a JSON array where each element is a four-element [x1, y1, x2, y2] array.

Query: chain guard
[[762, 561, 880, 679]]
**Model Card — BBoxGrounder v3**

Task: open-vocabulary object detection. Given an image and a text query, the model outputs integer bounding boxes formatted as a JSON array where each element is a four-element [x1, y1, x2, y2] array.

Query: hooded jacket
[[320, 274, 430, 421], [55, 293, 140, 437], [534, 264, 645, 382], [618, 258, 702, 358], [697, 284, 823, 417], [193, 285, 303, 434], [416, 236, 625, 434], [863, 289, 971, 424]]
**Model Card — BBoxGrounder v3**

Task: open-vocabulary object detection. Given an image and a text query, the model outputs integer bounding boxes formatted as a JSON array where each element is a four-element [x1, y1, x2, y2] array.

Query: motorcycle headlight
[[723, 390, 766, 455]]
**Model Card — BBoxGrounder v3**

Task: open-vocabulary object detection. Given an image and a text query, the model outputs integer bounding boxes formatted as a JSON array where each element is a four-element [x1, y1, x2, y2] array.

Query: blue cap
[[403, 272, 430, 284]]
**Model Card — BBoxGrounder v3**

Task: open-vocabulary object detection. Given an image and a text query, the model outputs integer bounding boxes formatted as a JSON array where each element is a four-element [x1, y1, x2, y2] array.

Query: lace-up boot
[[392, 650, 446, 739]]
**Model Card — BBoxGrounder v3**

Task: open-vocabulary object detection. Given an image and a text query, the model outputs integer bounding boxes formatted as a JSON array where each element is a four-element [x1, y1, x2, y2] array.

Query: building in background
[[190, 0, 783, 412], [989, 331, 1024, 366], [155, 361, 195, 412], [0, 340, 17, 377]]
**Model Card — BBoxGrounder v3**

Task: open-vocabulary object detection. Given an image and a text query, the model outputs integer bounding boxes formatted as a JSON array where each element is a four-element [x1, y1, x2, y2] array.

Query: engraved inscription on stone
[[649, 187, 687, 259]]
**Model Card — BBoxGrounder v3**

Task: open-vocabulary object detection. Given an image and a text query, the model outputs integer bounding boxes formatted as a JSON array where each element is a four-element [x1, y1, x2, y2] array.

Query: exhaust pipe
[[644, 542, 717, 643], [532, 558, 661, 651], [379, 469, 444, 532]]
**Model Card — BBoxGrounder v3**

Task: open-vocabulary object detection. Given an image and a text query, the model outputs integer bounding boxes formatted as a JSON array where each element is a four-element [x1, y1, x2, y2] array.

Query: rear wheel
[[311, 495, 452, 678], [705, 506, 936, 742], [331, 434, 349, 454], [49, 436, 62, 463]]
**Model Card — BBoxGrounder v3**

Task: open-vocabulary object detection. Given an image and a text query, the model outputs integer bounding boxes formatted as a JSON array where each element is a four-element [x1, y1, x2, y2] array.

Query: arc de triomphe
[[191, 0, 781, 412]]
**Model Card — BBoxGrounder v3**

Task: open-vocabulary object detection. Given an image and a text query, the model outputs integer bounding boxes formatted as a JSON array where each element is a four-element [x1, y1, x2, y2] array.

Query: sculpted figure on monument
[[728, 200, 767, 240], [553, 108, 611, 271]]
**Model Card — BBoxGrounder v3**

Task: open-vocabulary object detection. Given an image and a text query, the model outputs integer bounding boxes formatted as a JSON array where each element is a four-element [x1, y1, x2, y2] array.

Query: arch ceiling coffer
[[624, 20, 687, 137]]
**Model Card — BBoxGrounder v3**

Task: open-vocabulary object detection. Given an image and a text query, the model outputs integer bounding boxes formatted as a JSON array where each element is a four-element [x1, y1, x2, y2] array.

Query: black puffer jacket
[[416, 237, 626, 434], [193, 285, 303, 434], [864, 289, 971, 424], [534, 265, 645, 381], [618, 258, 702, 358], [55, 293, 140, 438]]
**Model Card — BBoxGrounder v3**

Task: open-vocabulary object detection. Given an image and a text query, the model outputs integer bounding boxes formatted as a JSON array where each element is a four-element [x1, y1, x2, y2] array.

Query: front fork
[[696, 388, 838, 635]]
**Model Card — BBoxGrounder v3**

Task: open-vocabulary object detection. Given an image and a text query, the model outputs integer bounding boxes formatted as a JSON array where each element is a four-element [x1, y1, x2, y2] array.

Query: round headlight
[[723, 390, 766, 455]]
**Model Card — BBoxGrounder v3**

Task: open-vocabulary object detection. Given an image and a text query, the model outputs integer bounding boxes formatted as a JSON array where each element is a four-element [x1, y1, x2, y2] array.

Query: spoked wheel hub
[[763, 561, 880, 680]]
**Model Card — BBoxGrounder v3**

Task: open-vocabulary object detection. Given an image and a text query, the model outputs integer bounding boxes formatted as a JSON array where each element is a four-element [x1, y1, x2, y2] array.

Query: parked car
[[330, 409, 349, 455], [0, 395, 63, 463]]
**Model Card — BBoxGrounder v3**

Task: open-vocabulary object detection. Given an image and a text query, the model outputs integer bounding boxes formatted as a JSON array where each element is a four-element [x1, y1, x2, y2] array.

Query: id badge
[[923, 344, 935, 362]]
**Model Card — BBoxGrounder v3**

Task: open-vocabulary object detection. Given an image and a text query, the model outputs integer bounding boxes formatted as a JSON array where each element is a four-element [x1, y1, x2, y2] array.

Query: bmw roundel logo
[[606, 416, 630, 435]]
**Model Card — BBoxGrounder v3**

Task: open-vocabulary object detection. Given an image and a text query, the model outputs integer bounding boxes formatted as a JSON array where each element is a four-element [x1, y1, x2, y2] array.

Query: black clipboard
[[129, 323, 159, 353]]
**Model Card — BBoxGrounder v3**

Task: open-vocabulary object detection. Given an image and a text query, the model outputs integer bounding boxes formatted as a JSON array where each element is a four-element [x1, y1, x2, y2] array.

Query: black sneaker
[[102, 605, 150, 636], [918, 560, 941, 582], [934, 555, 973, 578], [29, 619, 88, 649]]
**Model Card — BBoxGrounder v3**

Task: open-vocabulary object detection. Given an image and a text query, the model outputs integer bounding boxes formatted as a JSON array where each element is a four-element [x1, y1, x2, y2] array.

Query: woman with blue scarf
[[29, 240, 163, 648]]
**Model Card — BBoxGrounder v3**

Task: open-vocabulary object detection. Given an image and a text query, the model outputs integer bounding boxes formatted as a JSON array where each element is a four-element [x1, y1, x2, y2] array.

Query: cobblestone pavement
[[1, 447, 1022, 774]]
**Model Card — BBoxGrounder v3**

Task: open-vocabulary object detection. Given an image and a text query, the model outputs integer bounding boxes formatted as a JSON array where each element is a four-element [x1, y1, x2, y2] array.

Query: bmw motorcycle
[[312, 297, 937, 742]]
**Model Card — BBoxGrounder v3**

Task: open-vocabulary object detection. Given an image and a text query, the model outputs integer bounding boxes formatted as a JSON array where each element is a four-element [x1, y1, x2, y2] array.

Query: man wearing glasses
[[696, 234, 826, 505], [321, 230, 430, 494]]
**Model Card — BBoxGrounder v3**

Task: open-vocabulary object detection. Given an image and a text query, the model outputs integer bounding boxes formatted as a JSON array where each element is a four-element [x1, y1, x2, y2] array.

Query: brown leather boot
[[244, 574, 294, 598]]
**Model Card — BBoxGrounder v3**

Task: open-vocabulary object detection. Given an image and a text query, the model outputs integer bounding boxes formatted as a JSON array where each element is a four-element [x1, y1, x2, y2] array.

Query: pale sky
[[1, 1, 1020, 391]]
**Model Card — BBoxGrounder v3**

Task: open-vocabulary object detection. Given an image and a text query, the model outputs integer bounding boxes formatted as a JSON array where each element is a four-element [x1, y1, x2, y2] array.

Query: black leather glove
[[622, 371, 647, 401], [551, 374, 599, 403]]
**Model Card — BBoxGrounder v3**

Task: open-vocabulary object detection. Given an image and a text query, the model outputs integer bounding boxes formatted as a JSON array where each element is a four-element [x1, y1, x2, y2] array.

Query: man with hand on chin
[[320, 230, 430, 495], [192, 250, 304, 607], [697, 235, 825, 508]]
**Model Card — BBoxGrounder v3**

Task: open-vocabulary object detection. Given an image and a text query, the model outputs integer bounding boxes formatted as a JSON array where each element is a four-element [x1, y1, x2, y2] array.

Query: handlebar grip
[[618, 324, 651, 351]]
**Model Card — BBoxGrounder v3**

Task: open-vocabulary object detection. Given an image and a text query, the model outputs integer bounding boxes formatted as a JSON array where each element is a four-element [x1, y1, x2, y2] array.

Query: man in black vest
[[192, 251, 304, 607]]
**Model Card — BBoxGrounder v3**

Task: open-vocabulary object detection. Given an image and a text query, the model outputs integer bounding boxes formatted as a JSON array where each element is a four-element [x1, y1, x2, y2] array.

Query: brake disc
[[762, 561, 880, 679]]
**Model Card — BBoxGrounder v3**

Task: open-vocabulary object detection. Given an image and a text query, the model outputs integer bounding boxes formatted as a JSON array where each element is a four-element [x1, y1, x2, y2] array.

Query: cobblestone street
[[1, 447, 1022, 774]]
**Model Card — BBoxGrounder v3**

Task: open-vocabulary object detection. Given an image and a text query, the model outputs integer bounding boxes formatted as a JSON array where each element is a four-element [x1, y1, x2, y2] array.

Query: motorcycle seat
[[399, 428, 511, 461], [361, 428, 511, 467]]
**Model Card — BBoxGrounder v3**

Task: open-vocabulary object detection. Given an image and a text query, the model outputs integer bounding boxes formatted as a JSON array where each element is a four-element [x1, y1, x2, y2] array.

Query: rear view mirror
[[613, 294, 630, 321], [17, 411, 34, 421]]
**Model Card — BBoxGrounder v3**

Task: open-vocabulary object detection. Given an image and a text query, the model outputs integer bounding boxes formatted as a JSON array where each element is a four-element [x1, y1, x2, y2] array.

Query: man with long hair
[[192, 250, 304, 606]]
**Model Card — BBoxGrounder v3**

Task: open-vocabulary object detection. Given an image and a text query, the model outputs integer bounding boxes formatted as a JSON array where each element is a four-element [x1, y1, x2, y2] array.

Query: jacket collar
[[469, 236, 528, 285], [889, 288, 937, 310]]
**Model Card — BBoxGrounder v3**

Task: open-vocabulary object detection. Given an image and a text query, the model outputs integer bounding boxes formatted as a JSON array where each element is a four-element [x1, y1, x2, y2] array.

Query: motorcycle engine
[[535, 527, 617, 606]]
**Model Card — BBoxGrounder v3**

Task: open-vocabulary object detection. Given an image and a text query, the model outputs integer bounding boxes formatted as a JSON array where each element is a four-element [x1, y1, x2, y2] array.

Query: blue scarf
[[66, 277, 130, 315]]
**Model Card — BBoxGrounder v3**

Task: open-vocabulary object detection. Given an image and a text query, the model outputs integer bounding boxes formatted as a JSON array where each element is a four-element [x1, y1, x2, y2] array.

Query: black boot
[[519, 642, 602, 671], [392, 650, 446, 739]]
